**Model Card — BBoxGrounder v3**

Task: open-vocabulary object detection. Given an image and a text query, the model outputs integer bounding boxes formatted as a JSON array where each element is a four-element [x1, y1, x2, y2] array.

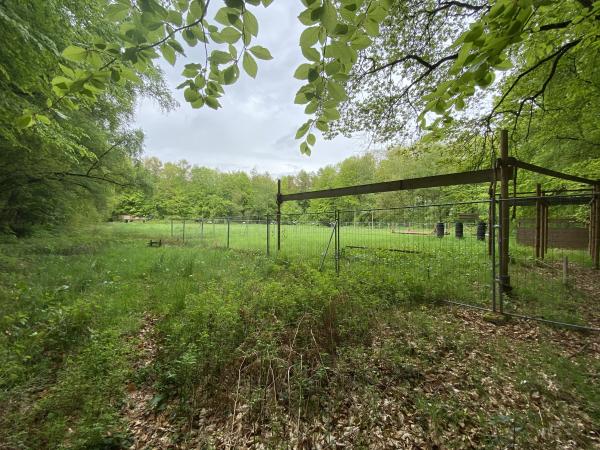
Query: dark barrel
[[476, 221, 487, 241], [455, 222, 464, 239], [435, 222, 445, 238]]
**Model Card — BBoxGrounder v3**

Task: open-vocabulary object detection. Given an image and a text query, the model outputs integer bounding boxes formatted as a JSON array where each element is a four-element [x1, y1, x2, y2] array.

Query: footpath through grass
[[0, 225, 598, 448]]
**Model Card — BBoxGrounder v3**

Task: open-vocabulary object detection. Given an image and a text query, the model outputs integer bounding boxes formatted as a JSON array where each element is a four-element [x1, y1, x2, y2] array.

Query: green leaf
[[302, 46, 321, 62], [315, 121, 328, 132], [160, 44, 176, 65], [304, 100, 318, 114], [191, 97, 205, 108], [189, 0, 207, 20], [15, 114, 34, 129], [327, 79, 347, 101], [350, 34, 371, 50], [168, 39, 185, 54], [323, 107, 340, 120], [243, 10, 259, 36], [300, 141, 311, 155], [106, 3, 130, 21], [220, 27, 241, 43], [300, 26, 320, 48], [215, 7, 240, 27], [184, 87, 200, 102], [325, 60, 341, 75], [294, 64, 312, 80], [36, 114, 51, 125], [167, 10, 183, 26], [242, 52, 258, 78], [249, 45, 273, 60], [205, 96, 221, 109], [62, 45, 87, 62], [222, 64, 239, 84], [295, 120, 312, 139], [58, 64, 75, 78], [321, 3, 337, 33], [306, 133, 316, 145], [211, 50, 233, 65]]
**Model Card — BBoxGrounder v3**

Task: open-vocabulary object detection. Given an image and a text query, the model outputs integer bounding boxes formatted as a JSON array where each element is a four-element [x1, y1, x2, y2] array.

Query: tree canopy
[[2, 0, 599, 233]]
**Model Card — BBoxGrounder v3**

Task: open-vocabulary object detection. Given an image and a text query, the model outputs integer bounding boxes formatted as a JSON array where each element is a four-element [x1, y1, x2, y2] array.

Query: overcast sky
[[134, 2, 372, 177]]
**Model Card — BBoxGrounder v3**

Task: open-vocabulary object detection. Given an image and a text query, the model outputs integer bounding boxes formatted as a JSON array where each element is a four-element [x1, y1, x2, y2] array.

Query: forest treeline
[[113, 144, 490, 220]]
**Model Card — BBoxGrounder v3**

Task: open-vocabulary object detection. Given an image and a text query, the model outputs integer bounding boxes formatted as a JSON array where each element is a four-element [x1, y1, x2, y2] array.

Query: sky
[[134, 2, 371, 177]]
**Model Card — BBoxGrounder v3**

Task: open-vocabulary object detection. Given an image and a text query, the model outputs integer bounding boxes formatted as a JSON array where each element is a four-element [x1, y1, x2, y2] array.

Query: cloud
[[134, 2, 368, 176]]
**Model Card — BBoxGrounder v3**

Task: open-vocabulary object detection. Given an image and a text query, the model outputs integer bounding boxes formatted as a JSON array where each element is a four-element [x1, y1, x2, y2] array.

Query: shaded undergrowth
[[0, 226, 598, 448]]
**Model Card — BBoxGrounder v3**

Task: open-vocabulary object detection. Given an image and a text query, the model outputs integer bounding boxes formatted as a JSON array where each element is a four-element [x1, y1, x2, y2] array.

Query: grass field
[[1, 224, 598, 448], [109, 220, 595, 325]]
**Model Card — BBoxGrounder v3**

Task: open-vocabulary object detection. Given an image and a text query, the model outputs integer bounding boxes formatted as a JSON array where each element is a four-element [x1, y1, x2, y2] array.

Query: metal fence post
[[266, 214, 270, 256], [499, 129, 511, 298], [490, 195, 497, 312], [335, 209, 340, 275], [170, 218, 173, 237], [200, 218, 204, 239], [277, 179, 281, 251], [182, 219, 186, 244], [590, 186, 600, 270], [227, 217, 230, 249]]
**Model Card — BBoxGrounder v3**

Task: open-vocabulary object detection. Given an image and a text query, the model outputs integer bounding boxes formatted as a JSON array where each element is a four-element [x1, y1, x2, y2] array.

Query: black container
[[455, 222, 464, 239], [435, 222, 445, 238], [476, 221, 487, 241]]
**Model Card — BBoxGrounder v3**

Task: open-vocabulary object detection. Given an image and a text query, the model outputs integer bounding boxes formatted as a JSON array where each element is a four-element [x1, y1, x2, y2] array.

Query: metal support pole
[[487, 182, 496, 256], [227, 217, 230, 249], [545, 196, 549, 253], [499, 129, 511, 297], [535, 184, 542, 258], [592, 186, 600, 270], [182, 219, 186, 243], [562, 256, 569, 285], [335, 210, 340, 275], [277, 179, 281, 251], [490, 193, 497, 312], [200, 219, 204, 239], [541, 192, 548, 259], [266, 214, 270, 256], [170, 219, 173, 237]]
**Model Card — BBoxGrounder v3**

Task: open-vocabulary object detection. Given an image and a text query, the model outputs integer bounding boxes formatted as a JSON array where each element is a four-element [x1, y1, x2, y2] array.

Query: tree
[[0, 0, 173, 234], [334, 0, 600, 153], [22, 0, 600, 160]]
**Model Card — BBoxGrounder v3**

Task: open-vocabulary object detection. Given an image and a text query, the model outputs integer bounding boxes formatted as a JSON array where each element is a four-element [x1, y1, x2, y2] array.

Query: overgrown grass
[[0, 225, 598, 448]]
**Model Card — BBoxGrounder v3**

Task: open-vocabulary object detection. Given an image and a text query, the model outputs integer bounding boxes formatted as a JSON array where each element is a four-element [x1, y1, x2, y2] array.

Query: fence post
[[227, 217, 230, 249], [490, 194, 497, 312], [499, 129, 511, 300], [182, 219, 186, 244], [593, 186, 600, 269], [200, 218, 204, 239], [277, 179, 282, 251], [266, 214, 270, 256], [335, 210, 340, 275], [170, 218, 173, 237], [535, 183, 542, 258]]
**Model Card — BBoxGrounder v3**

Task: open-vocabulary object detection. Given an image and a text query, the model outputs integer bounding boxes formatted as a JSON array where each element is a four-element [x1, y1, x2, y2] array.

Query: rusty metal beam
[[280, 168, 505, 203], [510, 158, 599, 186]]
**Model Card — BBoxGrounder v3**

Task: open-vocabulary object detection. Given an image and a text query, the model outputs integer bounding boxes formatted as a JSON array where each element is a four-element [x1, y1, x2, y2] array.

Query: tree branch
[[491, 39, 581, 116], [423, 1, 486, 15], [363, 53, 458, 77]]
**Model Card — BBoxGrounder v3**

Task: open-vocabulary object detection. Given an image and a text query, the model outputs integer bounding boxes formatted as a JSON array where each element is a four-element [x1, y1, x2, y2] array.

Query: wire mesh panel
[[227, 218, 269, 252], [500, 196, 596, 327], [338, 202, 494, 308], [277, 212, 337, 268]]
